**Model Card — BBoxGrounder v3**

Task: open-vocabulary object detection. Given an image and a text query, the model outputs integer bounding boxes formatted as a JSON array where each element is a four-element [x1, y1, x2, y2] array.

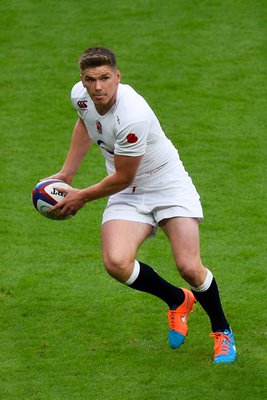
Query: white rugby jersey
[[71, 82, 188, 185]]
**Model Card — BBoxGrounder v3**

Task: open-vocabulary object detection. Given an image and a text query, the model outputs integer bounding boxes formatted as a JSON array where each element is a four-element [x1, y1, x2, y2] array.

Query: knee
[[176, 257, 206, 287], [102, 252, 134, 283]]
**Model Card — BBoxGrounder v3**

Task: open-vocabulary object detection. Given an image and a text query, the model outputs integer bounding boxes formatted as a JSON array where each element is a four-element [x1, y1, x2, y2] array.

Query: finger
[[55, 186, 68, 194], [55, 205, 73, 218], [39, 177, 50, 182], [39, 176, 58, 182], [51, 200, 65, 213]]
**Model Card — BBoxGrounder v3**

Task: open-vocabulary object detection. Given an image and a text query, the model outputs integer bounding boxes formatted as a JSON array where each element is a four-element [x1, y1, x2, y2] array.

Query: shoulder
[[71, 81, 91, 111], [117, 84, 147, 107], [115, 84, 151, 124], [71, 81, 86, 99]]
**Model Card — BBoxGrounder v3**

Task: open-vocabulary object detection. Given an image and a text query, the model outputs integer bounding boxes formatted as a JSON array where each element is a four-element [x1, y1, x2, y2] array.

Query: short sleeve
[[114, 120, 148, 156], [71, 82, 86, 119]]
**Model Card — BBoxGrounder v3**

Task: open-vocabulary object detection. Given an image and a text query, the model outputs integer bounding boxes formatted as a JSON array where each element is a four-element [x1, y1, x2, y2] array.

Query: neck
[[95, 102, 114, 115]]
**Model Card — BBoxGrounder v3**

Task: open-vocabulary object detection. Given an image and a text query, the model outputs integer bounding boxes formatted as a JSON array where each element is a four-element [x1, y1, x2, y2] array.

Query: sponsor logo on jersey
[[96, 121, 103, 134], [97, 140, 114, 155], [127, 133, 138, 143], [77, 100, 88, 109]]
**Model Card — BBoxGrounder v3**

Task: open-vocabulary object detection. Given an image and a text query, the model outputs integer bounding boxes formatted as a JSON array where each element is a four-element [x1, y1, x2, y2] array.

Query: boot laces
[[210, 332, 231, 356]]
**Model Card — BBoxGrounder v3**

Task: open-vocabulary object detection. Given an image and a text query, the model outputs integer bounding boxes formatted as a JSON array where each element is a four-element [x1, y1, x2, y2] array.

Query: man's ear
[[80, 73, 84, 86], [116, 70, 121, 83]]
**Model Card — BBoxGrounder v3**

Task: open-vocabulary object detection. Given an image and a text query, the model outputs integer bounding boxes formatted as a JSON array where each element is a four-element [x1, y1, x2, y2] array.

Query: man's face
[[80, 65, 121, 114]]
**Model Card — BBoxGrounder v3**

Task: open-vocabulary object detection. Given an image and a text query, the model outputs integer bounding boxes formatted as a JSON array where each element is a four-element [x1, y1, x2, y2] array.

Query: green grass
[[1, 0, 266, 399]]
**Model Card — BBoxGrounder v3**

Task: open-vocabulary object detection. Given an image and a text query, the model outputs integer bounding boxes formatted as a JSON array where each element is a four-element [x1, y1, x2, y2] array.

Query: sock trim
[[190, 268, 213, 292], [125, 260, 140, 286]]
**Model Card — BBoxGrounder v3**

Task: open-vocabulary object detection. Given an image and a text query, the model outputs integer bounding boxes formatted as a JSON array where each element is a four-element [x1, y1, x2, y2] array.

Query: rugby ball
[[32, 179, 73, 220]]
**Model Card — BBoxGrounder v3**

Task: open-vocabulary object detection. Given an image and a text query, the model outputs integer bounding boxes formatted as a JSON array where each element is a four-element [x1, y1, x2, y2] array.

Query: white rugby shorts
[[102, 169, 203, 228]]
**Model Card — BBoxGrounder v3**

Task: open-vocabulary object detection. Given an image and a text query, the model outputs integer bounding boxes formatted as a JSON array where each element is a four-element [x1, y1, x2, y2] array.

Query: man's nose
[[95, 80, 102, 91]]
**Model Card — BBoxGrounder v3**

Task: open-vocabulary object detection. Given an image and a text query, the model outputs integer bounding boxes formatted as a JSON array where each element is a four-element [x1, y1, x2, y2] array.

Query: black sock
[[128, 261, 185, 308], [192, 278, 230, 332]]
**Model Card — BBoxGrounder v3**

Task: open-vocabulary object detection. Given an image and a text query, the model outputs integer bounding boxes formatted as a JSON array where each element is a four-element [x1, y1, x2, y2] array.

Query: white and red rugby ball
[[32, 179, 73, 220]]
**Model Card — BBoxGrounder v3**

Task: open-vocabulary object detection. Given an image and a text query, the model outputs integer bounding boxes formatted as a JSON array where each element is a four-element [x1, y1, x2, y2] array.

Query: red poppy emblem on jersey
[[127, 133, 138, 143]]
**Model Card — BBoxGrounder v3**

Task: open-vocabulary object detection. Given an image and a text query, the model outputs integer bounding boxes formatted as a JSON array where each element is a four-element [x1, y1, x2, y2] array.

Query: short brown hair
[[79, 47, 117, 71]]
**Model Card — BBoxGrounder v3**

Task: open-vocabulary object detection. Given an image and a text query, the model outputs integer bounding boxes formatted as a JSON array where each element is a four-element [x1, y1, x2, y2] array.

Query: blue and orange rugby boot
[[209, 329, 236, 364], [167, 288, 196, 349]]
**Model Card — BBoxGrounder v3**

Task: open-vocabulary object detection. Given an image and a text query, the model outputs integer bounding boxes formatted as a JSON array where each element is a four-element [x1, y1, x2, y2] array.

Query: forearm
[[59, 118, 93, 182], [80, 172, 132, 202], [79, 153, 142, 202], [51, 154, 142, 218]]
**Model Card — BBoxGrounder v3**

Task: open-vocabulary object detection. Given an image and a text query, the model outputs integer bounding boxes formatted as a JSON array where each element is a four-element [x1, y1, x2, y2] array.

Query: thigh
[[101, 220, 153, 281], [160, 217, 205, 285]]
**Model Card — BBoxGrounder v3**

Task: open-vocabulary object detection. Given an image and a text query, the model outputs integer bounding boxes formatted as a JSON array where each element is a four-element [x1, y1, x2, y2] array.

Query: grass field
[[1, 0, 266, 399]]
